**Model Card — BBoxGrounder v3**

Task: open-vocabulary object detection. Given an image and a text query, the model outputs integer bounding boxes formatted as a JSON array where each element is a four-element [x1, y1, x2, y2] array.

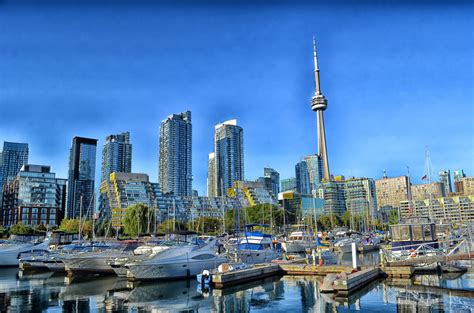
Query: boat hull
[[126, 257, 227, 281]]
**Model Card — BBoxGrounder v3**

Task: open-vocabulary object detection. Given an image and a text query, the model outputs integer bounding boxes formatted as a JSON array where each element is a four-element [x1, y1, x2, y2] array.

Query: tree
[[123, 203, 153, 237], [10, 223, 34, 235], [187, 217, 220, 235], [317, 214, 342, 230], [157, 219, 187, 234], [388, 209, 399, 225], [58, 218, 92, 237]]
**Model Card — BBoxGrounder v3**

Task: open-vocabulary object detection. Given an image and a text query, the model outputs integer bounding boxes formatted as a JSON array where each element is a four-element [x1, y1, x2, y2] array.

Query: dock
[[279, 264, 354, 276], [212, 264, 282, 289], [333, 267, 382, 295]]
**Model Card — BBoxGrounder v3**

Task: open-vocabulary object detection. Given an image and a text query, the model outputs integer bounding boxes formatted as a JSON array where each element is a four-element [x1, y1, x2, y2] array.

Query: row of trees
[[1, 203, 400, 239]]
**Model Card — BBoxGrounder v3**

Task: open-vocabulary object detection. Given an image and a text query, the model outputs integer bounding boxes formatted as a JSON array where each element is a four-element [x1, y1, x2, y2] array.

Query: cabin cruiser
[[358, 234, 381, 253], [64, 241, 140, 275], [390, 218, 438, 252], [333, 229, 361, 254], [0, 235, 51, 267], [236, 224, 280, 264], [125, 232, 227, 281], [281, 225, 316, 254]]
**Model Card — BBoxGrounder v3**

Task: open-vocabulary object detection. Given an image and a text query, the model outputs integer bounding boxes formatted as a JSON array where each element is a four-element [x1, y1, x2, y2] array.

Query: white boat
[[0, 236, 50, 267], [334, 237, 360, 254], [64, 242, 139, 275], [281, 225, 316, 254], [236, 224, 280, 264], [125, 233, 227, 281]]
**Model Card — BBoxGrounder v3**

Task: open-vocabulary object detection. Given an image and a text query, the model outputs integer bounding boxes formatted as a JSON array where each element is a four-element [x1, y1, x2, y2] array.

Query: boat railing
[[381, 236, 473, 263]]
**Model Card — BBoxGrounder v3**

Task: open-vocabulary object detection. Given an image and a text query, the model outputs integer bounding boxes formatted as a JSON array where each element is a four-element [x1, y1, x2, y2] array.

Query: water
[[1, 253, 472, 312], [0, 268, 472, 312]]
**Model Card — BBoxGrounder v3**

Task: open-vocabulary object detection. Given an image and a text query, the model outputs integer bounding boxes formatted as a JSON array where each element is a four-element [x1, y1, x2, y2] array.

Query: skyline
[[0, 1, 473, 195]]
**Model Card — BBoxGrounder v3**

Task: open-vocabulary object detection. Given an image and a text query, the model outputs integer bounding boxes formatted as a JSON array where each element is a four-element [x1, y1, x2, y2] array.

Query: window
[[191, 254, 216, 260]]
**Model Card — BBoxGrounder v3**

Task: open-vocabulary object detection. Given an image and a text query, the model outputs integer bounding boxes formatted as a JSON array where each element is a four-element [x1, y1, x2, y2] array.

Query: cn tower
[[311, 39, 331, 181]]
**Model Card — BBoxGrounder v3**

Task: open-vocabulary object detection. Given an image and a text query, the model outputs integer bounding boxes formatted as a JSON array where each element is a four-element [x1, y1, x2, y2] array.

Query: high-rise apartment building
[[375, 175, 410, 209], [264, 168, 280, 195], [101, 132, 132, 182], [411, 182, 445, 201], [207, 152, 216, 197], [281, 178, 297, 192], [0, 142, 29, 194], [318, 180, 346, 216], [214, 119, 244, 196], [295, 161, 311, 195], [99, 172, 159, 228], [1, 165, 66, 226], [67, 136, 98, 219], [439, 170, 452, 195], [454, 170, 467, 194], [344, 178, 377, 218], [159, 111, 192, 197], [304, 155, 323, 192]]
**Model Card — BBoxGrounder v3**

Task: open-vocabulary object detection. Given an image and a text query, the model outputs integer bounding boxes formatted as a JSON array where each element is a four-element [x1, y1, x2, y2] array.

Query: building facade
[[263, 168, 280, 196], [439, 170, 452, 195], [304, 155, 323, 192], [281, 178, 297, 192], [400, 195, 474, 223], [207, 152, 216, 197], [411, 182, 445, 201], [1, 165, 66, 226], [454, 169, 466, 194], [101, 132, 132, 182], [159, 111, 193, 197], [375, 175, 410, 209], [295, 161, 311, 195], [214, 119, 244, 196], [67, 136, 98, 219], [0, 142, 29, 195], [344, 177, 377, 218], [317, 179, 346, 216]]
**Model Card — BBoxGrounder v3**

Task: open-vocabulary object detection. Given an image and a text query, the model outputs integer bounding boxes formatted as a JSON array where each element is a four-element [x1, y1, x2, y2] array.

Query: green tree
[[58, 218, 93, 237], [388, 209, 399, 225], [157, 219, 187, 234], [10, 223, 34, 235], [317, 214, 343, 230], [188, 217, 221, 235], [0, 226, 9, 238], [123, 204, 153, 237]]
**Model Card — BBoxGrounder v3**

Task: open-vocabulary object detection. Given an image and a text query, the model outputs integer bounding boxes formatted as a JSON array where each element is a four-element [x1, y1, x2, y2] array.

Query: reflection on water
[[0, 267, 472, 312]]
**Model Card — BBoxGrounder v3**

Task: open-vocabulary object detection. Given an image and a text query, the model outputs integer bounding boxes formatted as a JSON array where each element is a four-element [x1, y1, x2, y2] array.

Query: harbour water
[[1, 259, 473, 312]]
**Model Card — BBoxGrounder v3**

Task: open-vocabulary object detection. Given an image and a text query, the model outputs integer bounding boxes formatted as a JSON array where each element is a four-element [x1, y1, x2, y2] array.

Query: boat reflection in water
[[0, 268, 472, 312]]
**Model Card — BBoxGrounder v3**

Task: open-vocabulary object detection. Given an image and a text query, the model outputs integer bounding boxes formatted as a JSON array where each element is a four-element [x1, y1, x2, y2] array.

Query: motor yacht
[[236, 224, 280, 264]]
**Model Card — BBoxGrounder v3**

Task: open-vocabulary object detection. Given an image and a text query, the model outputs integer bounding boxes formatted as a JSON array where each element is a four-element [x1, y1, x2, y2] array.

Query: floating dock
[[333, 267, 382, 295], [279, 264, 354, 276], [212, 264, 282, 289]]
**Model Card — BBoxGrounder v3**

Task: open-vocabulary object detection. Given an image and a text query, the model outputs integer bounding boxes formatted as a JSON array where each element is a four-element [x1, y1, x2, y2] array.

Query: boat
[[236, 224, 280, 264], [125, 232, 227, 281], [0, 235, 51, 267], [389, 218, 438, 252], [64, 241, 140, 276], [281, 225, 316, 254], [358, 234, 381, 253], [334, 237, 360, 254]]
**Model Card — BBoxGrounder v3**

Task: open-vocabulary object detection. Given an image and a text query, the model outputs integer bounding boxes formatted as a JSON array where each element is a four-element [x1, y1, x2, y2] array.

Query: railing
[[381, 235, 473, 264]]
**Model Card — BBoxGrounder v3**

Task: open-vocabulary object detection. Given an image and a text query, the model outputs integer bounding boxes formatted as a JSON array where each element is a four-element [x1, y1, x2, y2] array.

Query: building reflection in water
[[0, 268, 471, 312]]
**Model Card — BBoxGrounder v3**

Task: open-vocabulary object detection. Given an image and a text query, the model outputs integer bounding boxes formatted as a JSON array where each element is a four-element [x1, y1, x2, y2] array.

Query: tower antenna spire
[[313, 37, 321, 95]]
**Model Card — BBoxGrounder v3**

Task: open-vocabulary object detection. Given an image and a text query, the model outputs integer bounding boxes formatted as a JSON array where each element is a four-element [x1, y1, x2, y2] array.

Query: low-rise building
[[1, 165, 66, 226]]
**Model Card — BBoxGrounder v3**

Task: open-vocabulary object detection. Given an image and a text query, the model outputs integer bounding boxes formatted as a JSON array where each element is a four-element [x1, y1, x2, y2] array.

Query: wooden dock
[[333, 267, 381, 295], [212, 264, 282, 289], [382, 266, 414, 278], [386, 252, 473, 267], [279, 264, 354, 276]]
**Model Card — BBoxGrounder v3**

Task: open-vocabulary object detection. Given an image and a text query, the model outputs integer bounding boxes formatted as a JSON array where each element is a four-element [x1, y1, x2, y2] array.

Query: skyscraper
[[101, 132, 132, 182], [439, 170, 452, 195], [264, 168, 280, 195], [295, 161, 311, 195], [207, 152, 216, 197], [0, 141, 29, 193], [454, 169, 466, 194], [281, 178, 297, 192], [304, 154, 323, 192], [67, 136, 98, 219], [159, 111, 192, 197], [311, 39, 331, 181], [214, 119, 244, 196]]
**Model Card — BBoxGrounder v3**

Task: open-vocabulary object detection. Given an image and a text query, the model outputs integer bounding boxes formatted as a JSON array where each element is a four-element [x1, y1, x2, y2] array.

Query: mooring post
[[351, 242, 358, 270]]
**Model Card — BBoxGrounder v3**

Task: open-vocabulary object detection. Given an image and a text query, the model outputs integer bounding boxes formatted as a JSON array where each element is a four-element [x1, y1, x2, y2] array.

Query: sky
[[0, 0, 473, 195]]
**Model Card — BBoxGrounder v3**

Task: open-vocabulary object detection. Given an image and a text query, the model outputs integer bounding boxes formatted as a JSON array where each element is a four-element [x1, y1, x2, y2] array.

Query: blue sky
[[0, 1, 473, 195]]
